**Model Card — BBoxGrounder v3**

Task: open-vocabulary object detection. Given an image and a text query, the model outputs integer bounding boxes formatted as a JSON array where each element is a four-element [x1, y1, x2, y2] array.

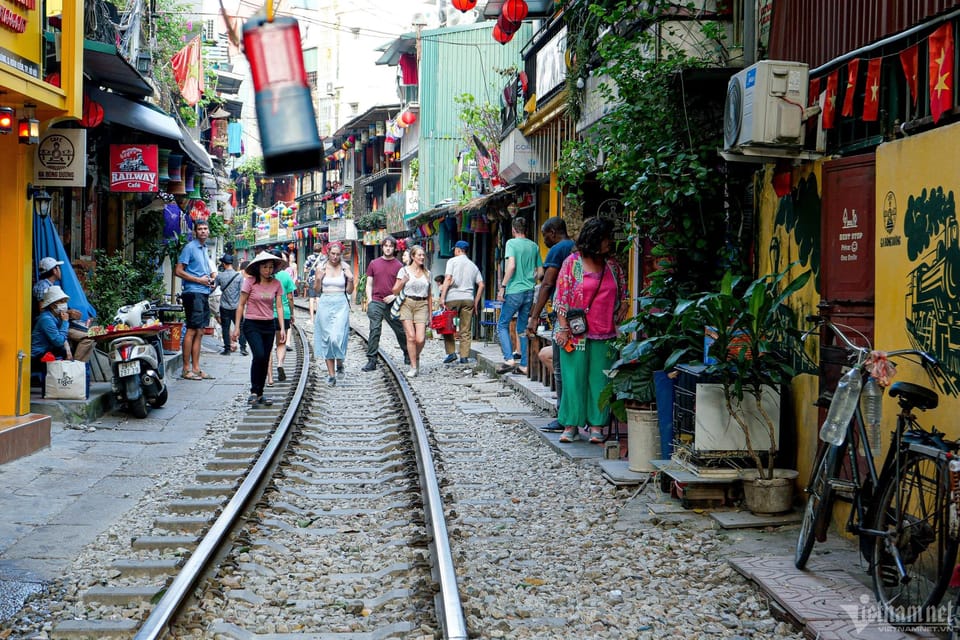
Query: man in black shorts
[[174, 220, 216, 380]]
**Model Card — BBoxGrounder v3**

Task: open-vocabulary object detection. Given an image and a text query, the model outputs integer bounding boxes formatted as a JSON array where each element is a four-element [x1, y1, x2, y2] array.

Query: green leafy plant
[[206, 212, 229, 239], [354, 211, 386, 231], [688, 266, 812, 479], [86, 248, 167, 321]]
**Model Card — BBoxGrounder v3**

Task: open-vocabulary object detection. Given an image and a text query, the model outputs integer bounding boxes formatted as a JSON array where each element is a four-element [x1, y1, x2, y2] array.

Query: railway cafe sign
[[109, 144, 159, 192], [34, 129, 86, 187]]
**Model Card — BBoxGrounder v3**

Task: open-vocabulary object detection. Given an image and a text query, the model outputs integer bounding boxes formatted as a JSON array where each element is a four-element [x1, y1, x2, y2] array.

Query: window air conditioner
[[723, 60, 809, 151]]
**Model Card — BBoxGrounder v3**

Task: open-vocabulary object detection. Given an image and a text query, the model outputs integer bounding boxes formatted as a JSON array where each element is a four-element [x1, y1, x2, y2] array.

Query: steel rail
[[133, 324, 311, 640], [372, 331, 469, 640]]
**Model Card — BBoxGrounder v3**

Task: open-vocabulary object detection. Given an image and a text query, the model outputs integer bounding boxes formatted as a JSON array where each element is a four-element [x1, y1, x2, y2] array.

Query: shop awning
[[83, 40, 153, 98], [178, 123, 214, 171], [90, 87, 182, 141]]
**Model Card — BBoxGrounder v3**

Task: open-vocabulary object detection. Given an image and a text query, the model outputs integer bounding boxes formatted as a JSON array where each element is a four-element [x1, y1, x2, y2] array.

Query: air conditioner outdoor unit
[[723, 60, 809, 151]]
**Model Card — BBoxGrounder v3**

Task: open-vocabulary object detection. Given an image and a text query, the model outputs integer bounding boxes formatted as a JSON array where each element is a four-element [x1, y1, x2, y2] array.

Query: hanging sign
[[109, 144, 159, 192], [34, 129, 87, 187]]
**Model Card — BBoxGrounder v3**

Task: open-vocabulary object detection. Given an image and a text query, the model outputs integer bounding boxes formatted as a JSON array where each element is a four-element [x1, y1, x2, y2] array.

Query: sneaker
[[404, 355, 412, 366], [442, 353, 458, 364], [407, 368, 418, 377], [458, 357, 473, 365], [559, 427, 580, 443], [327, 376, 336, 386], [361, 360, 377, 372], [240, 348, 249, 356], [540, 419, 564, 432], [589, 428, 605, 444], [336, 362, 345, 374], [221, 349, 231, 356], [277, 367, 286, 382]]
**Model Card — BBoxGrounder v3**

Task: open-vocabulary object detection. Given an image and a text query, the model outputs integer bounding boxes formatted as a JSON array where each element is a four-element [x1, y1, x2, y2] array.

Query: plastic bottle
[[819, 367, 862, 445], [861, 376, 883, 456]]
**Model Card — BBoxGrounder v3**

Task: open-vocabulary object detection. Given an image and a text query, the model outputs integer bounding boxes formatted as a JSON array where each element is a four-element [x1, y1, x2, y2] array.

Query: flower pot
[[626, 407, 660, 473], [739, 469, 798, 515], [161, 323, 184, 352]]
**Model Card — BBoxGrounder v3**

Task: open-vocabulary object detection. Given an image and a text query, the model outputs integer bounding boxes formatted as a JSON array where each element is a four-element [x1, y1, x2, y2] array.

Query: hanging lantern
[[492, 24, 513, 44], [502, 0, 528, 23], [497, 12, 521, 35], [401, 111, 417, 125], [79, 94, 104, 128], [384, 136, 396, 155], [451, 0, 477, 12]]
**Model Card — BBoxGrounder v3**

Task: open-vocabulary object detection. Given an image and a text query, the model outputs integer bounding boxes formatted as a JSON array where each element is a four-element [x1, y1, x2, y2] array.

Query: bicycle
[[794, 316, 958, 623]]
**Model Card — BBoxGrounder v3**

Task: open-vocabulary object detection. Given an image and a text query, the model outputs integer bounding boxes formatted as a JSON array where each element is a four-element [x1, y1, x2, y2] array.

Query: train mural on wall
[[902, 186, 960, 395]]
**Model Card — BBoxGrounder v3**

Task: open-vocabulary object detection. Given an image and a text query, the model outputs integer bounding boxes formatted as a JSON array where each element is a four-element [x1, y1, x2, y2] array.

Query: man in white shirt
[[439, 240, 485, 364]]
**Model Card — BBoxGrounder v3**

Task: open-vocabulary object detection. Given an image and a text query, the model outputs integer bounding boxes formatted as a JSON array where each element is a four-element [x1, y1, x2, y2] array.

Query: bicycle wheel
[[871, 451, 958, 622], [795, 443, 842, 569]]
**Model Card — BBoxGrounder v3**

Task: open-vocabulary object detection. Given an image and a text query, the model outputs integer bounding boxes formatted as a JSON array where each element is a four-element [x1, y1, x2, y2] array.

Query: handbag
[[566, 263, 606, 337], [45, 360, 88, 400], [389, 290, 406, 320]]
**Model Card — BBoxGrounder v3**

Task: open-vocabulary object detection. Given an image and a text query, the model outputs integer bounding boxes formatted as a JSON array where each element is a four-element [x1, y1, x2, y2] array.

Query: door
[[819, 153, 876, 421]]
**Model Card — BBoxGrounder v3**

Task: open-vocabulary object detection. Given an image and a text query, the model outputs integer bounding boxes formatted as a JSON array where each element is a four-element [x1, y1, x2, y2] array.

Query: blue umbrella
[[33, 212, 97, 321]]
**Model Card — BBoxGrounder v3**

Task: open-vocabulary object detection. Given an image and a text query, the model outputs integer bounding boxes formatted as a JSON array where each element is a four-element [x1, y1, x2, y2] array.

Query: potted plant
[[600, 295, 701, 470], [691, 266, 811, 514]]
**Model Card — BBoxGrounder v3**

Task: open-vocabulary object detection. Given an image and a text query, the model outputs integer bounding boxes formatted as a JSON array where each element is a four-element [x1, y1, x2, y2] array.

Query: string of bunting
[[812, 22, 954, 128]]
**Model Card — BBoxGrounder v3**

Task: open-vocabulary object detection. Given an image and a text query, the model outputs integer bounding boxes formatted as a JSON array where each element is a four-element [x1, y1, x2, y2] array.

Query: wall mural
[[773, 172, 822, 292], [900, 187, 960, 394]]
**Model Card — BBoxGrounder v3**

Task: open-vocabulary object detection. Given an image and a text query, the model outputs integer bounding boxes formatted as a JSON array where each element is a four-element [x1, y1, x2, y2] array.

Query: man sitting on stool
[[33, 256, 95, 362]]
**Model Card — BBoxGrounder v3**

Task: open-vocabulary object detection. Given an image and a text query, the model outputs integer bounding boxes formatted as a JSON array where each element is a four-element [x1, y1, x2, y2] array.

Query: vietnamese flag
[[862, 58, 882, 121], [842, 58, 860, 116], [809, 77, 821, 107], [822, 70, 839, 130], [900, 44, 919, 106], [929, 24, 954, 123]]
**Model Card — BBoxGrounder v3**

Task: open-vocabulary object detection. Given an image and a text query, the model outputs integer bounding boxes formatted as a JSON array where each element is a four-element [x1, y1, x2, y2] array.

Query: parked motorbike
[[104, 300, 172, 418]]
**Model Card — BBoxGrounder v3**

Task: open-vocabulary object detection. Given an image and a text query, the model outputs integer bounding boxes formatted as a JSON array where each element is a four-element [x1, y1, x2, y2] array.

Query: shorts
[[274, 317, 292, 331], [400, 297, 429, 324], [182, 291, 211, 329], [308, 286, 320, 299]]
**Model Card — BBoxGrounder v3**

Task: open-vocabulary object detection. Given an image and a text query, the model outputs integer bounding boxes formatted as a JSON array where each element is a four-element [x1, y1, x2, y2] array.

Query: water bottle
[[861, 376, 883, 456], [819, 367, 862, 445]]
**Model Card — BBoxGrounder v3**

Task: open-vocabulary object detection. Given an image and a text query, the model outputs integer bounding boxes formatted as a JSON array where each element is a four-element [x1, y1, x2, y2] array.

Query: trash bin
[[626, 407, 660, 473]]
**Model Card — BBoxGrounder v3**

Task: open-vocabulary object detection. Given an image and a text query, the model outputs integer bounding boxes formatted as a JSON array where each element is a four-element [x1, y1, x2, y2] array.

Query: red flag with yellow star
[[900, 44, 919, 106], [862, 58, 882, 122], [822, 70, 839, 129], [172, 36, 204, 107], [929, 24, 954, 123], [841, 59, 859, 117], [809, 77, 821, 107]]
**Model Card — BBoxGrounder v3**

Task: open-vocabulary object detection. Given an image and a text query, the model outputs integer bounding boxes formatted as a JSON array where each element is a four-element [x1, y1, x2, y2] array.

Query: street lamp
[[28, 185, 52, 217]]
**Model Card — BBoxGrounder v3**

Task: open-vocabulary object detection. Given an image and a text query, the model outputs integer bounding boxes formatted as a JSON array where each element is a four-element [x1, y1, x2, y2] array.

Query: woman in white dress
[[313, 242, 353, 386], [392, 244, 431, 377]]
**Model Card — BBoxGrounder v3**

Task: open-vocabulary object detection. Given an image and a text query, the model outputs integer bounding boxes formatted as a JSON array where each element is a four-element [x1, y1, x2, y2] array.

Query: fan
[[723, 77, 743, 149]]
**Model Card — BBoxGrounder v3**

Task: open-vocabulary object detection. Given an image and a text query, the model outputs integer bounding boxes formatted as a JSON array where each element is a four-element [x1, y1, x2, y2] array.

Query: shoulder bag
[[565, 263, 606, 336]]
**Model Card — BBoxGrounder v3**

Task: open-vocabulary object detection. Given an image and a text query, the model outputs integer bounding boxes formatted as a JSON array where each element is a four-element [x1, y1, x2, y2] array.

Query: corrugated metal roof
[[418, 21, 534, 212], [769, 0, 959, 69]]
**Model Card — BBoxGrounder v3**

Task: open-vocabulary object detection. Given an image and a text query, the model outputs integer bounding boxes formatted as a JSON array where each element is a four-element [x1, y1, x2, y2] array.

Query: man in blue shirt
[[175, 220, 215, 380], [526, 217, 575, 431]]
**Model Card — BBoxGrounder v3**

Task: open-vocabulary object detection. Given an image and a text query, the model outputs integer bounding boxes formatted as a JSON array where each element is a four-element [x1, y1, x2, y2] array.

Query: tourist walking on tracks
[[525, 217, 575, 431], [232, 251, 287, 406], [496, 216, 542, 375], [215, 254, 243, 355], [271, 249, 296, 383], [303, 242, 325, 323], [393, 244, 432, 377], [553, 217, 628, 443], [439, 240, 484, 364], [175, 220, 216, 380], [362, 236, 408, 372], [314, 241, 354, 386]]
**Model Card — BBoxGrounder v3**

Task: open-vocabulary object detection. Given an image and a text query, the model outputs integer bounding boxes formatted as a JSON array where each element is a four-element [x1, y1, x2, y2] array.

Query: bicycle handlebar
[[804, 315, 940, 370]]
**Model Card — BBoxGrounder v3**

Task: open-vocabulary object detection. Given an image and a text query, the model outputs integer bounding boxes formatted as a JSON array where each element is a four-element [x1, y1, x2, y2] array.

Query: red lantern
[[80, 95, 104, 128], [497, 13, 521, 35], [451, 0, 477, 12], [493, 24, 513, 44], [401, 111, 416, 125], [502, 0, 528, 23]]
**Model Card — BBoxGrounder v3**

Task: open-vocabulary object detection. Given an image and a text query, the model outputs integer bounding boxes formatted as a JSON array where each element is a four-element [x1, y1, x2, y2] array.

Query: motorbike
[[102, 300, 178, 418]]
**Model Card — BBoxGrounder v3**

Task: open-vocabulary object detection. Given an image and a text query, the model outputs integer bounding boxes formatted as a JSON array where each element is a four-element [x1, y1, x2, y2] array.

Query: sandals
[[182, 371, 201, 380], [197, 371, 215, 380], [496, 363, 517, 375], [247, 394, 273, 406], [257, 396, 274, 406]]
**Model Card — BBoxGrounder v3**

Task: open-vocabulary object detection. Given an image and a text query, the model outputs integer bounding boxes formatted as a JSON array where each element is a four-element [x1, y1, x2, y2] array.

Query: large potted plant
[[692, 266, 811, 514], [600, 296, 701, 470]]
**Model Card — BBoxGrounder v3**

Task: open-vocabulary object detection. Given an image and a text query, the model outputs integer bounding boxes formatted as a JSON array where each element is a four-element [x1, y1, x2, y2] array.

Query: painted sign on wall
[[35, 129, 86, 187], [877, 121, 960, 424]]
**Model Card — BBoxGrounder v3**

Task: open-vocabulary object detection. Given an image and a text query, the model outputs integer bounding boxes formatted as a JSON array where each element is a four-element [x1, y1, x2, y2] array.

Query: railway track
[[50, 324, 466, 639]]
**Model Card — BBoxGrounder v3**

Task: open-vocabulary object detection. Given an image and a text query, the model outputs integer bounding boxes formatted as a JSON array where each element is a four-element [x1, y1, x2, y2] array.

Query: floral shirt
[[554, 252, 627, 341]]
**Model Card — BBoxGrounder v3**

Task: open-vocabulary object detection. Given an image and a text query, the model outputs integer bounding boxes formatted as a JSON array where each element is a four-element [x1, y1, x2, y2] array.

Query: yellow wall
[[755, 161, 824, 484], [875, 123, 960, 446]]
